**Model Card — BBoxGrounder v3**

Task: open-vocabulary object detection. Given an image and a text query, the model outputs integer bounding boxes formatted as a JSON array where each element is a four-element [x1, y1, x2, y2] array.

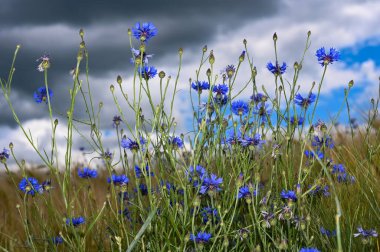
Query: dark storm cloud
[[0, 0, 280, 126]]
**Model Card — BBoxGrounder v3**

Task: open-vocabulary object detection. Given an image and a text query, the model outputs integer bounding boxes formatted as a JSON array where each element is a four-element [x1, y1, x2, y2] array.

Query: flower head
[[0, 148, 10, 163], [304, 150, 324, 159], [294, 93, 316, 108], [280, 190, 297, 202], [312, 136, 334, 149], [107, 174, 129, 186], [241, 134, 265, 149], [121, 137, 146, 152], [299, 248, 320, 252], [131, 48, 153, 64], [78, 167, 98, 179], [267, 61, 287, 75], [66, 216, 85, 227], [200, 207, 219, 224], [187, 165, 207, 186], [212, 84, 229, 97], [191, 81, 210, 94], [223, 65, 236, 78], [200, 174, 223, 195], [253, 103, 272, 122], [138, 66, 157, 80], [52, 235, 64, 245], [112, 116, 122, 127], [354, 227, 378, 238], [231, 100, 249, 116], [168, 136, 184, 149], [316, 47, 340, 66], [36, 54, 50, 72], [34, 87, 53, 103], [320, 227, 336, 237], [19, 177, 42, 196], [189, 232, 212, 244], [287, 115, 304, 126], [135, 165, 154, 178], [132, 22, 158, 42], [251, 93, 267, 103]]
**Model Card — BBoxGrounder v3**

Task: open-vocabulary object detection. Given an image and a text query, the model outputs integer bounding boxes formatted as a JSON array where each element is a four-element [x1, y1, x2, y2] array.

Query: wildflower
[[19, 177, 42, 196], [320, 227, 336, 237], [212, 84, 229, 98], [134, 165, 154, 178], [200, 207, 219, 224], [189, 232, 212, 244], [294, 93, 316, 108], [199, 101, 215, 115], [121, 207, 132, 221], [238, 185, 257, 203], [241, 134, 265, 149], [112, 116, 122, 127], [187, 165, 207, 187], [132, 22, 158, 42], [280, 190, 297, 202], [309, 185, 330, 197], [36, 54, 50, 72], [251, 93, 267, 103], [314, 119, 327, 133], [34, 87, 53, 103], [231, 100, 249, 116], [293, 216, 306, 230], [213, 94, 228, 106], [130, 48, 153, 64], [168, 136, 184, 149], [66, 216, 85, 227], [121, 137, 146, 152], [267, 61, 287, 75], [316, 47, 340, 66], [312, 136, 334, 149], [253, 103, 272, 122], [278, 205, 294, 220], [299, 248, 320, 252], [354, 227, 378, 238], [287, 115, 304, 126], [102, 151, 113, 160], [41, 179, 53, 192], [0, 148, 10, 163], [52, 235, 63, 245], [238, 228, 250, 239], [136, 183, 149, 195], [261, 211, 276, 228], [200, 174, 223, 195], [138, 66, 157, 80], [224, 131, 243, 146], [222, 65, 236, 78], [107, 174, 129, 185], [191, 81, 210, 94], [78, 167, 98, 179], [304, 150, 324, 159]]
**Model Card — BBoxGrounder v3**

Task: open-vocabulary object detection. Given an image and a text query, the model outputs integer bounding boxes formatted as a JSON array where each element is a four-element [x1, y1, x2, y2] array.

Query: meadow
[[0, 22, 379, 251]]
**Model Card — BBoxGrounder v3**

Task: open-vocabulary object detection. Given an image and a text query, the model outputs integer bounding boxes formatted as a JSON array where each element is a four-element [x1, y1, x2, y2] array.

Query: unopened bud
[[178, 48, 183, 56], [202, 45, 207, 52], [209, 50, 215, 64], [348, 80, 354, 88], [243, 39, 247, 45], [127, 28, 131, 35], [80, 41, 85, 49], [79, 28, 84, 38], [54, 119, 58, 126], [110, 85, 114, 92], [159, 71, 166, 79], [117, 75, 122, 85], [273, 32, 278, 41], [9, 142, 13, 149], [139, 44, 145, 53], [307, 31, 311, 37], [206, 68, 211, 77]]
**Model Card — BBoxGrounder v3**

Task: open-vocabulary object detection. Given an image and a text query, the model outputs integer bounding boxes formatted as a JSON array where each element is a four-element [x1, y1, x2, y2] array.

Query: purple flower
[[132, 22, 158, 42], [138, 66, 157, 80], [231, 100, 249, 116], [320, 227, 336, 237], [187, 165, 207, 186], [253, 103, 272, 122], [112, 115, 122, 127], [200, 207, 219, 224], [222, 65, 236, 78], [0, 148, 10, 163], [212, 84, 229, 97], [52, 235, 63, 245], [34, 87, 53, 103], [299, 248, 320, 252], [224, 131, 243, 146], [287, 115, 304, 126], [294, 93, 316, 108], [316, 47, 340, 66], [189, 232, 212, 244], [312, 136, 334, 149], [130, 48, 153, 64], [309, 185, 330, 197], [66, 216, 85, 227], [267, 61, 287, 75], [107, 174, 129, 185], [304, 150, 324, 159], [251, 93, 267, 103], [191, 81, 210, 94], [354, 227, 378, 238], [78, 167, 98, 178], [280, 190, 297, 202], [121, 137, 146, 152], [241, 134, 265, 149], [168, 136, 184, 149], [200, 174, 223, 195]]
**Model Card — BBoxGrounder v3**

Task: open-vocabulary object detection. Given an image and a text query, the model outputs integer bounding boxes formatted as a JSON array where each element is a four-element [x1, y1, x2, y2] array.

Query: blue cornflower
[[223, 65, 236, 78], [78, 167, 98, 178], [130, 48, 153, 64], [135, 165, 154, 178], [299, 248, 320, 252], [34, 87, 53, 103], [316, 47, 340, 66], [212, 84, 229, 97], [332, 164, 346, 174], [213, 94, 228, 106], [200, 207, 219, 224], [251, 93, 267, 103], [138, 66, 157, 80], [224, 131, 243, 146], [102, 151, 113, 160], [267, 61, 287, 75], [66, 216, 85, 227], [121, 137, 146, 152], [309, 185, 330, 197], [132, 22, 158, 42], [137, 183, 149, 195], [200, 174, 223, 195], [312, 136, 334, 149], [191, 81, 210, 94], [41, 179, 53, 192], [287, 115, 304, 126], [0, 148, 10, 163], [52, 235, 63, 245], [304, 150, 324, 159], [320, 227, 336, 237], [107, 174, 129, 185], [190, 232, 212, 244], [241, 134, 265, 149], [238, 185, 257, 202], [231, 100, 249, 116], [294, 93, 316, 108], [112, 115, 122, 127], [19, 177, 42, 196], [253, 103, 272, 122], [168, 136, 184, 149], [187, 165, 207, 187], [280, 190, 297, 202], [354, 227, 378, 238]]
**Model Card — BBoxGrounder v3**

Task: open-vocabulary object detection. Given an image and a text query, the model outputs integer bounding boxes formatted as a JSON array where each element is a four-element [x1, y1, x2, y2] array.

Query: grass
[[0, 23, 379, 251]]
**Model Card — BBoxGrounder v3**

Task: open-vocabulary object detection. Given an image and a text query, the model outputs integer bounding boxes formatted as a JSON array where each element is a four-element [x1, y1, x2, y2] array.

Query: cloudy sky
[[1, 0, 379, 167]]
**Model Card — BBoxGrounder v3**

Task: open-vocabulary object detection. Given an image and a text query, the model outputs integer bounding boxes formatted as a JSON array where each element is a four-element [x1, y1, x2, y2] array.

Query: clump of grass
[[0, 23, 379, 252]]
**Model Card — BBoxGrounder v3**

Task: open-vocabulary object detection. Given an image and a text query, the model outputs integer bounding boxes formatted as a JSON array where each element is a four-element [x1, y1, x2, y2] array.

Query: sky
[[0, 0, 380, 167]]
